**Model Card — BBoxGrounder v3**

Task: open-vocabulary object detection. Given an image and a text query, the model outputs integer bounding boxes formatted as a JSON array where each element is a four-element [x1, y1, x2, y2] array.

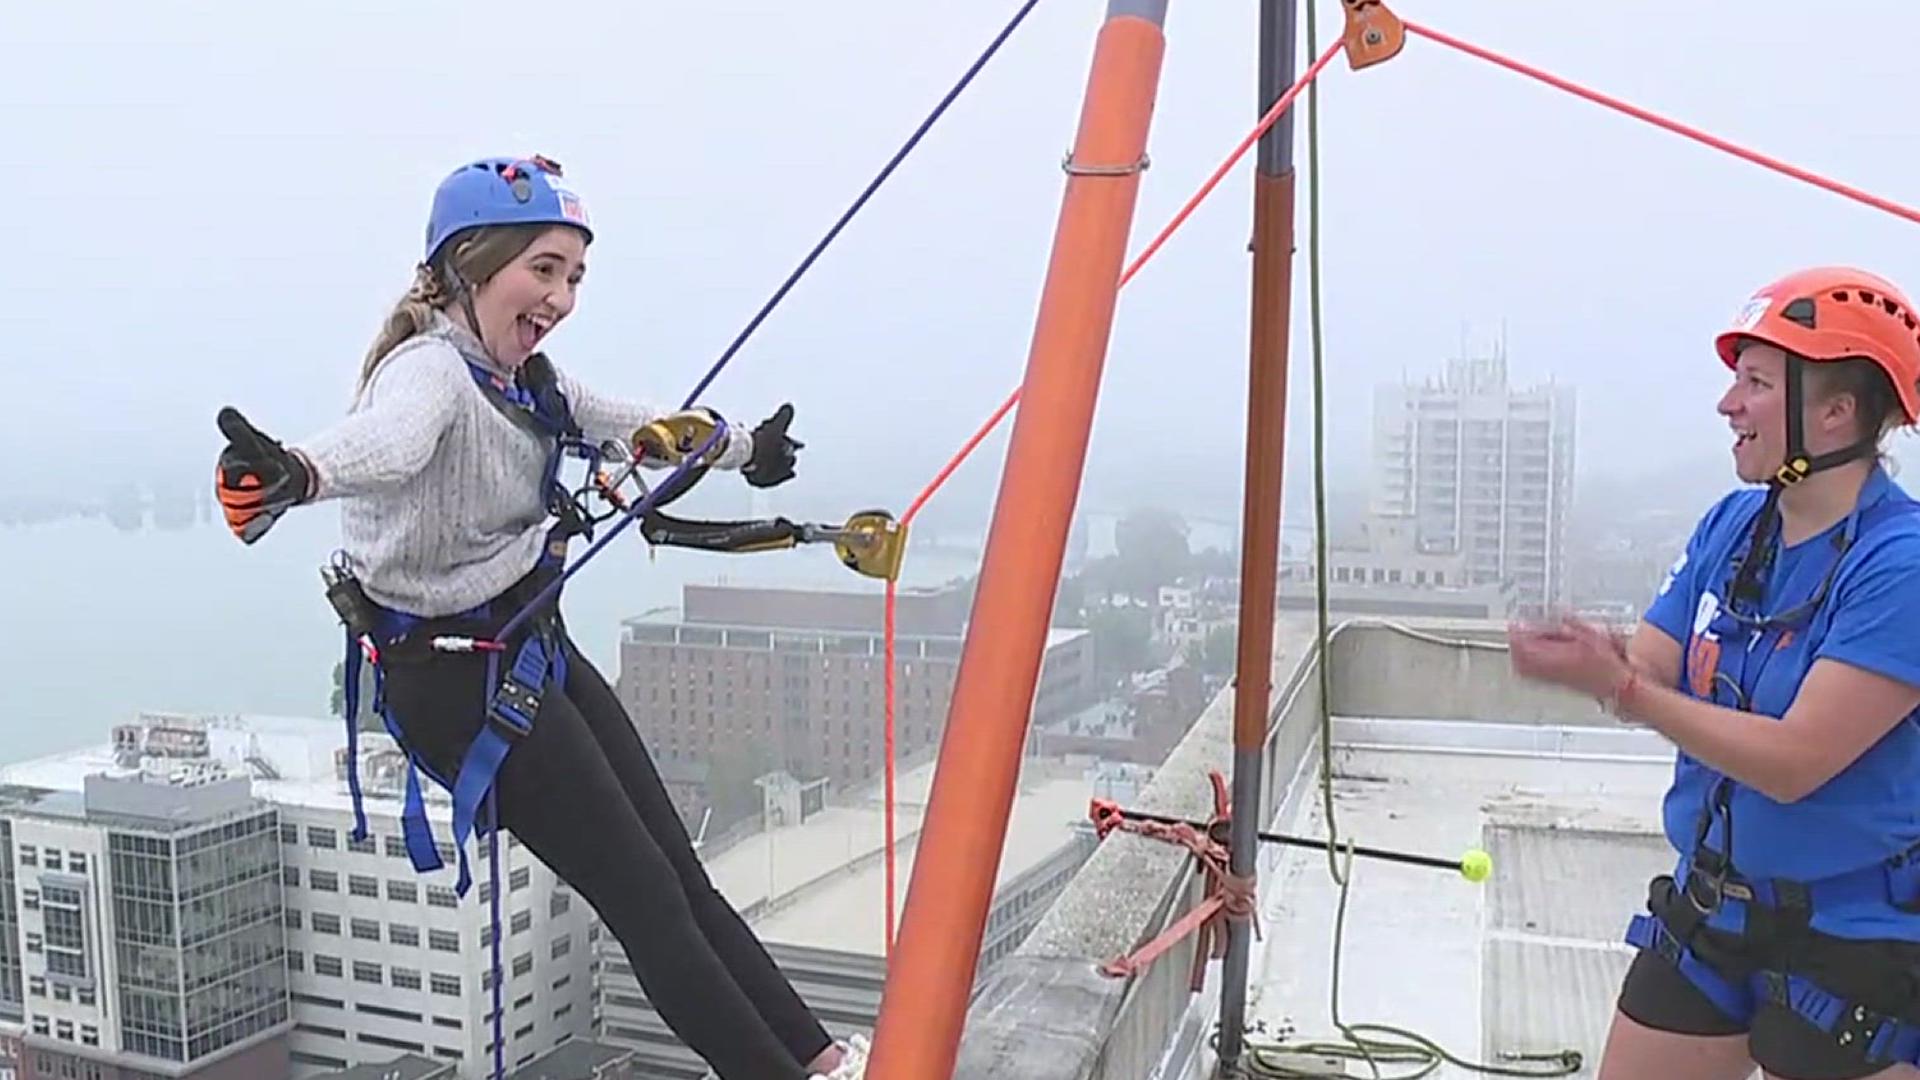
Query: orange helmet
[[1714, 266, 1920, 425]]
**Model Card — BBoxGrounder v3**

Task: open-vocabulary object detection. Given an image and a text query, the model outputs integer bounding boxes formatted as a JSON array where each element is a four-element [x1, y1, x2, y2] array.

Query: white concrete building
[[1, 712, 598, 1080], [1373, 346, 1577, 612], [0, 727, 291, 1080]]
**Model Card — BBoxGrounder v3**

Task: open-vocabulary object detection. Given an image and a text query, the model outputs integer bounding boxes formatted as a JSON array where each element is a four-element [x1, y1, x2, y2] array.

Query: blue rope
[[678, 0, 1045, 408], [495, 0, 1043, 637], [495, 428, 723, 644], [487, 791, 505, 1080], [476, 15, 1041, 1072]]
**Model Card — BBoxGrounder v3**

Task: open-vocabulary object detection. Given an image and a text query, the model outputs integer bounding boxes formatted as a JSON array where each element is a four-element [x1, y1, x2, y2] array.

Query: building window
[[427, 886, 458, 910], [510, 911, 532, 936], [351, 919, 381, 942], [390, 924, 421, 948], [550, 892, 571, 918], [41, 884, 89, 979], [431, 974, 462, 997], [288, 951, 305, 973], [512, 953, 533, 979], [314, 955, 344, 978], [309, 870, 339, 893], [353, 961, 383, 985], [308, 827, 337, 850], [384, 836, 409, 859], [391, 968, 423, 991], [550, 935, 571, 961], [348, 875, 379, 899], [387, 880, 419, 904], [429, 930, 460, 953], [312, 913, 341, 935], [283, 867, 300, 887], [285, 909, 303, 930], [347, 835, 377, 855]]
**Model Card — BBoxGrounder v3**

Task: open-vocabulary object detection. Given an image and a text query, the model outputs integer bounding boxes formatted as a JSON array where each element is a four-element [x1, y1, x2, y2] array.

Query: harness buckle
[[1839, 1003, 1882, 1053], [1687, 852, 1734, 914], [487, 678, 539, 740]]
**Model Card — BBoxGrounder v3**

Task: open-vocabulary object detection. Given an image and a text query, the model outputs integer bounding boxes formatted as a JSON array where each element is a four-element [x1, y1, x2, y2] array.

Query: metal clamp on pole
[[1062, 150, 1152, 177]]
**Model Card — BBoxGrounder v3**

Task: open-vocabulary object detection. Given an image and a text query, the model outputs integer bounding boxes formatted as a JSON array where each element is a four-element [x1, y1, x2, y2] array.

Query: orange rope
[[876, 38, 1345, 959], [1403, 20, 1920, 228]]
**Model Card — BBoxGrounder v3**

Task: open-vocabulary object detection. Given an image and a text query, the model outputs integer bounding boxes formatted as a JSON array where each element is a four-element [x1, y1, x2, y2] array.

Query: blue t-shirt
[[1643, 466, 1920, 935]]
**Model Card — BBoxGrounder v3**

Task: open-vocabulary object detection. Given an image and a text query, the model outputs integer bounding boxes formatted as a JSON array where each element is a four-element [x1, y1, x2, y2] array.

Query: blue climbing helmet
[[424, 154, 593, 266]]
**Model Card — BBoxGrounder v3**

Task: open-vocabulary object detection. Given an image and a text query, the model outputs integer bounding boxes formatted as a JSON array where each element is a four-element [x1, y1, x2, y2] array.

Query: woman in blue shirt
[[1510, 265, 1920, 1080]]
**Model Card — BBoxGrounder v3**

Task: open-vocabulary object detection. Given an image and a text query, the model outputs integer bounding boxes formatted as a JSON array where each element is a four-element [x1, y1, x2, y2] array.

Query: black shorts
[[1619, 947, 1893, 1080], [1621, 896, 1920, 1080]]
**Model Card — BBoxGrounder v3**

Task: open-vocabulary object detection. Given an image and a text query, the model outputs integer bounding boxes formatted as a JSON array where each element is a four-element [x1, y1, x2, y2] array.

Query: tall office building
[[1, 713, 598, 1080], [1372, 345, 1576, 612], [0, 744, 292, 1080]]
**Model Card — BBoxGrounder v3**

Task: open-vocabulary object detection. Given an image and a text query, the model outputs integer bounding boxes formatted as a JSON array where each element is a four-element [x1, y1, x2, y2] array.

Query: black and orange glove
[[215, 406, 312, 545]]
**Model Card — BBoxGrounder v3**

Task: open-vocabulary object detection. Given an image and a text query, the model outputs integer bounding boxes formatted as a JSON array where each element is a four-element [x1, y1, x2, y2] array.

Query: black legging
[[380, 612, 828, 1080]]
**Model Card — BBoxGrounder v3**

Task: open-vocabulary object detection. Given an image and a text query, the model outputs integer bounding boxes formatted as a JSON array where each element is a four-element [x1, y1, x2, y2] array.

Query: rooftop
[[0, 710, 454, 825], [308, 1052, 451, 1080], [956, 616, 1685, 1080], [704, 753, 1109, 954], [503, 1038, 634, 1080], [1239, 716, 1673, 1076]]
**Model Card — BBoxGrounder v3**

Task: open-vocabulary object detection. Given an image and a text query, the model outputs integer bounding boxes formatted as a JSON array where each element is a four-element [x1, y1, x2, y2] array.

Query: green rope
[[1234, 5, 1580, 1076]]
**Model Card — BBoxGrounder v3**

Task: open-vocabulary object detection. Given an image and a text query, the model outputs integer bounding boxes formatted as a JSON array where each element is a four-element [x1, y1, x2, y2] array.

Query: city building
[[1371, 344, 1576, 612], [0, 727, 292, 1080], [1277, 512, 1514, 619], [314, 1038, 638, 1080], [594, 753, 1099, 1080], [1, 713, 598, 1080], [1035, 659, 1211, 766], [616, 584, 1096, 824]]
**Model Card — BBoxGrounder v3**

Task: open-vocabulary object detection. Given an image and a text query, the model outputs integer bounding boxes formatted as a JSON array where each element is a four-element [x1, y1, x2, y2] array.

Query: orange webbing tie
[[1090, 770, 1260, 991]]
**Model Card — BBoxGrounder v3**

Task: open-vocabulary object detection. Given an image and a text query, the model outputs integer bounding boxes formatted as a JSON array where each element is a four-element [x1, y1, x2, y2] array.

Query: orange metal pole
[[1217, 0, 1300, 1067], [864, 2, 1170, 1076]]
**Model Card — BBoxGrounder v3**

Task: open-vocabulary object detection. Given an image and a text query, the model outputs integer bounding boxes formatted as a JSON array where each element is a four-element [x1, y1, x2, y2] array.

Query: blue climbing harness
[[1624, 471, 1920, 1067], [1626, 849, 1920, 1066], [335, 354, 605, 896]]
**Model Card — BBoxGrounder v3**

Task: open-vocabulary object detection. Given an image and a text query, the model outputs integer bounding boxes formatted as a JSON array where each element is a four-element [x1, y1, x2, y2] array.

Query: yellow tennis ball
[[1460, 849, 1493, 883]]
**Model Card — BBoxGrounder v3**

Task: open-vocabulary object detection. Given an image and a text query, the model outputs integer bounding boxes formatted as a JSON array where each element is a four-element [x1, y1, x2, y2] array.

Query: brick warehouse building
[[616, 584, 1095, 826]]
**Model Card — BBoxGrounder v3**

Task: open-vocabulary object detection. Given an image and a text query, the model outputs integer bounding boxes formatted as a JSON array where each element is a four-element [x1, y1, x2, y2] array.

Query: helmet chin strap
[[437, 261, 499, 370], [1775, 355, 1877, 487], [1731, 355, 1876, 607]]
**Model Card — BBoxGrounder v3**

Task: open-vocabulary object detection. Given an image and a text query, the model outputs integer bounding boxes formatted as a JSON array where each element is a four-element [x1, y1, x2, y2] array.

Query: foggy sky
[[5, 1, 1920, 519]]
